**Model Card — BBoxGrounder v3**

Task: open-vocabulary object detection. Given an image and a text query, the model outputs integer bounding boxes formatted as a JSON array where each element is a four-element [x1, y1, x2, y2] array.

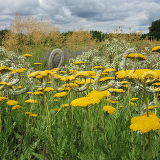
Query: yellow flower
[[44, 87, 54, 92], [7, 100, 19, 106], [25, 99, 38, 104], [61, 104, 70, 107], [99, 77, 114, 82], [120, 81, 129, 84], [35, 75, 43, 79], [17, 85, 23, 89], [120, 84, 128, 88], [103, 68, 116, 73], [126, 53, 147, 60], [47, 81, 52, 84], [87, 90, 111, 100], [130, 112, 160, 133], [152, 46, 160, 52], [53, 99, 59, 102], [12, 68, 27, 73], [37, 88, 43, 91], [130, 97, 139, 101], [0, 66, 11, 72], [94, 66, 104, 69], [22, 54, 32, 57], [53, 92, 68, 98], [71, 96, 100, 107], [12, 105, 22, 110], [52, 108, 61, 112], [34, 62, 42, 65], [147, 105, 160, 110], [32, 91, 44, 95], [116, 69, 160, 81], [0, 81, 11, 86], [25, 112, 32, 115], [73, 61, 86, 65], [108, 88, 125, 93], [29, 113, 38, 117], [107, 99, 119, 104], [75, 71, 96, 78], [59, 71, 66, 74], [0, 97, 7, 102], [153, 88, 160, 92], [103, 106, 117, 114], [27, 92, 33, 94], [130, 102, 138, 107], [152, 82, 160, 86]]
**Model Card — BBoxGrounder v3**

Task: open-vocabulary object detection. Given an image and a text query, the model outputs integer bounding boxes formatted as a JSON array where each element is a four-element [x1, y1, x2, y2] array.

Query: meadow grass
[[0, 16, 160, 159]]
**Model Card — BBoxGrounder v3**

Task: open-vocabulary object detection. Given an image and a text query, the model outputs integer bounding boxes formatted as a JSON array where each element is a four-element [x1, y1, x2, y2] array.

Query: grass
[[0, 18, 160, 159]]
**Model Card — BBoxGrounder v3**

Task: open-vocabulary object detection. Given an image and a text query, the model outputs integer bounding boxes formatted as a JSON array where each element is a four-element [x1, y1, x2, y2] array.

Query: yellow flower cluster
[[25, 112, 38, 117], [74, 79, 94, 85], [75, 71, 96, 78], [53, 92, 68, 98], [7, 100, 19, 106], [152, 82, 160, 86], [103, 106, 117, 114], [94, 66, 104, 69], [28, 70, 53, 79], [0, 66, 11, 72], [61, 104, 70, 107], [130, 113, 160, 133], [130, 97, 139, 101], [73, 61, 86, 65], [126, 53, 147, 60], [12, 105, 22, 110], [12, 68, 27, 73], [108, 88, 125, 93], [44, 87, 54, 92], [71, 96, 100, 107], [99, 77, 114, 82], [25, 99, 38, 104], [107, 99, 119, 104], [0, 81, 11, 86], [22, 54, 32, 57], [32, 91, 44, 95], [87, 90, 111, 99], [152, 46, 160, 52], [34, 62, 42, 65], [0, 97, 7, 102], [71, 90, 111, 107], [147, 105, 160, 110], [103, 68, 116, 73], [52, 108, 61, 112], [116, 69, 160, 81]]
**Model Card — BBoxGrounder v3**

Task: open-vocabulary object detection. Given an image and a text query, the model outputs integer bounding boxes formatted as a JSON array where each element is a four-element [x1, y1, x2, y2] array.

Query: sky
[[0, 0, 160, 33]]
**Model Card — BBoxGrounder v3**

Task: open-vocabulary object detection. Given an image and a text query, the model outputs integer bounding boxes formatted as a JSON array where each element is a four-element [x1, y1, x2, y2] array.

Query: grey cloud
[[0, 0, 160, 33]]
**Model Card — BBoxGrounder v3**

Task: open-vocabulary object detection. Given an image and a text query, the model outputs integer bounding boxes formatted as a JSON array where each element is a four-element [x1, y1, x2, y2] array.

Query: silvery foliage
[[63, 39, 136, 71], [0, 46, 30, 68], [0, 46, 34, 95], [63, 38, 159, 71]]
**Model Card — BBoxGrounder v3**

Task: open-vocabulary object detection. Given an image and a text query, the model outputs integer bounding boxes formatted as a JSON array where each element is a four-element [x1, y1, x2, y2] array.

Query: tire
[[48, 49, 64, 69]]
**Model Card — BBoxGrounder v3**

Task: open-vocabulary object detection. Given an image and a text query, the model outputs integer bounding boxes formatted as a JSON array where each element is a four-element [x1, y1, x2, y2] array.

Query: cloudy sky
[[0, 0, 160, 33]]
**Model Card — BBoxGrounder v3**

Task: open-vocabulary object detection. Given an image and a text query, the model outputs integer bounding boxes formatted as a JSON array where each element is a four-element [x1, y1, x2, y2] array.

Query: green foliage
[[90, 30, 106, 42], [0, 29, 9, 45], [148, 19, 160, 40]]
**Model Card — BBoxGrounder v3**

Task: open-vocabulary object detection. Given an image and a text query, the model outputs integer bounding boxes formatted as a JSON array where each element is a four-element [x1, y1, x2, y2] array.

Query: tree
[[148, 19, 160, 40], [90, 30, 106, 42]]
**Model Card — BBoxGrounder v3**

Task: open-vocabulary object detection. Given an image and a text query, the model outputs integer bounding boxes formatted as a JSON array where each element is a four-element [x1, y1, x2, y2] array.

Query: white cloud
[[0, 0, 160, 33]]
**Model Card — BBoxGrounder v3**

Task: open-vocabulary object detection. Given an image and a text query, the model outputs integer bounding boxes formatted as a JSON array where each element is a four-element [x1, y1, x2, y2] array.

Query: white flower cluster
[[63, 38, 160, 71], [0, 46, 31, 69]]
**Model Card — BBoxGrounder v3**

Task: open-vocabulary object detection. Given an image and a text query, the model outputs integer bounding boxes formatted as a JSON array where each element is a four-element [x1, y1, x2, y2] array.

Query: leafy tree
[[148, 19, 160, 40], [0, 29, 9, 45], [90, 30, 106, 42]]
